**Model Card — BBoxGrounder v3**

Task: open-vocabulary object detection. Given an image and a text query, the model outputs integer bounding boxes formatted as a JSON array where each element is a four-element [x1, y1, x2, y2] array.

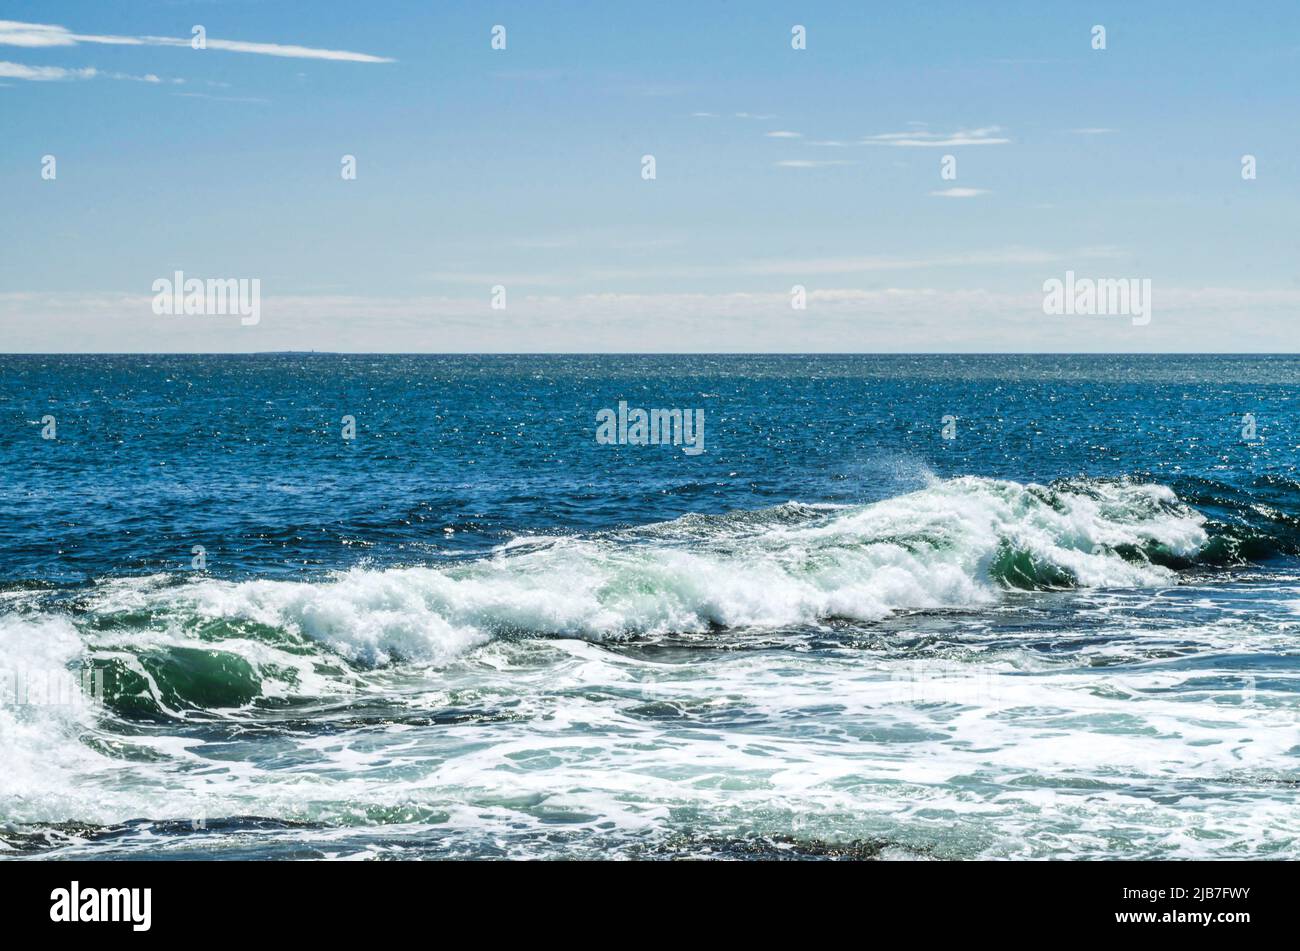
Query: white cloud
[[0, 19, 393, 63], [0, 61, 97, 80], [765, 130, 802, 138], [0, 20, 127, 47], [863, 126, 1010, 147], [930, 187, 990, 198], [107, 71, 182, 84], [6, 286, 1299, 353], [155, 37, 393, 62], [0, 60, 182, 83]]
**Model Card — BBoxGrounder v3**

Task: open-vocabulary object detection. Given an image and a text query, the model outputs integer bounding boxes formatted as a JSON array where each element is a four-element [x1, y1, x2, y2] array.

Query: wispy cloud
[[735, 247, 1096, 275], [862, 126, 1010, 147], [11, 285, 1298, 353], [765, 130, 802, 138], [493, 69, 567, 82], [424, 247, 1117, 285], [0, 60, 179, 83], [775, 159, 853, 168], [174, 92, 269, 104], [0, 19, 394, 63], [0, 61, 96, 81], [115, 72, 177, 83], [930, 187, 990, 198], [691, 111, 777, 120], [508, 232, 684, 252]]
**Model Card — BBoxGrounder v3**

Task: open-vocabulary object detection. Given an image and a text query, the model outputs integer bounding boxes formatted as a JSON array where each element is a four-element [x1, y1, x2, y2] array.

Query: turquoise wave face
[[2, 355, 1299, 859]]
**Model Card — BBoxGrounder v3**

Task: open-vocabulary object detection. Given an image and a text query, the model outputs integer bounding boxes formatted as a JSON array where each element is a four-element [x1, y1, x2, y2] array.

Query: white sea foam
[[7, 607, 1296, 858], [0, 616, 111, 824], [91, 476, 1206, 666], [13, 476, 1282, 859]]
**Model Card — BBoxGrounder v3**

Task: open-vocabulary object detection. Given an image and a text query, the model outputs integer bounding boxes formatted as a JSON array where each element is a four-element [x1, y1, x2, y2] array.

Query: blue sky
[[2, 1, 1297, 351]]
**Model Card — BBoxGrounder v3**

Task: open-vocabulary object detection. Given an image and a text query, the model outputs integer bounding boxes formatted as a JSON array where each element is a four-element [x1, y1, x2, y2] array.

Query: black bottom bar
[[2, 859, 1284, 938]]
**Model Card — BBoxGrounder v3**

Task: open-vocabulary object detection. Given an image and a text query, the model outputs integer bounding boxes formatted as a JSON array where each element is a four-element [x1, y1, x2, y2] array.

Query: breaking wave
[[4, 474, 1294, 844], [6, 476, 1209, 682]]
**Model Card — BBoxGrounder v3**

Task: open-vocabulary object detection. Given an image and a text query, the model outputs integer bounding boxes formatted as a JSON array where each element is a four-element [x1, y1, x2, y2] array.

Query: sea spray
[[66, 477, 1207, 668]]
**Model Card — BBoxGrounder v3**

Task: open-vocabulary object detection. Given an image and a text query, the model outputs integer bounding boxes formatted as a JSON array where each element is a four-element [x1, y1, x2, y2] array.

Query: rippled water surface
[[2, 354, 1298, 859]]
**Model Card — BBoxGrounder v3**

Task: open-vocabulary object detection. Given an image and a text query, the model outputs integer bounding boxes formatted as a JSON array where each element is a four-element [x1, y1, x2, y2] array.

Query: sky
[[1, 0, 1297, 352]]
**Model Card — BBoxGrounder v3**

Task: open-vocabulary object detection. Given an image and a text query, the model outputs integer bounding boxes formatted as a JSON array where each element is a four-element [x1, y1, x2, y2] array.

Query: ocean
[[1, 353, 1297, 860]]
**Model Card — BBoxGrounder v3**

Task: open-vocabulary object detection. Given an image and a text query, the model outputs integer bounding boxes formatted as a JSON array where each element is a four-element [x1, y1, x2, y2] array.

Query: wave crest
[[72, 476, 1207, 669]]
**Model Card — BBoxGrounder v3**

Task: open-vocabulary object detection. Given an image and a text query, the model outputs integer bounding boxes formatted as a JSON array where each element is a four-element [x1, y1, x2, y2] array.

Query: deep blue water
[[6, 354, 1300, 580], [1, 355, 1298, 859]]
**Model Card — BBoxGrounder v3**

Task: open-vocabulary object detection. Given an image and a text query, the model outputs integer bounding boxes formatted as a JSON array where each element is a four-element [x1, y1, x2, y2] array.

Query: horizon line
[[5, 351, 1300, 358]]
